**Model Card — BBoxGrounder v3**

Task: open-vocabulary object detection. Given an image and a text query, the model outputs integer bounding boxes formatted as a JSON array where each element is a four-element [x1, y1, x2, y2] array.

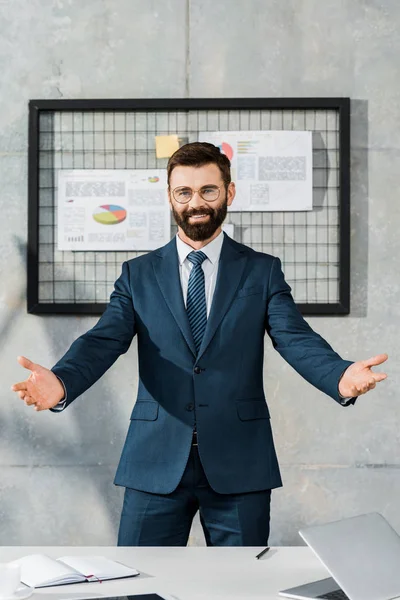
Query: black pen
[[255, 546, 270, 560]]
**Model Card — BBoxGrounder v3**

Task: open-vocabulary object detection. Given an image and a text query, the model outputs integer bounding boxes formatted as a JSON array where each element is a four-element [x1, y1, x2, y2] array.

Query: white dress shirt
[[175, 231, 224, 316]]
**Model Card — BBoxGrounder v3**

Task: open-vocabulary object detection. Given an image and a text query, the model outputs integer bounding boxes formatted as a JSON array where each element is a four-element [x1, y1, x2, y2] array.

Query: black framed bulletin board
[[27, 97, 350, 316]]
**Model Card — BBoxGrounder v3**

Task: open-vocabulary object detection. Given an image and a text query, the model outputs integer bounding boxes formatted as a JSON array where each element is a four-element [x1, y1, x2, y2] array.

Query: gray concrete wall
[[1, 0, 398, 546]]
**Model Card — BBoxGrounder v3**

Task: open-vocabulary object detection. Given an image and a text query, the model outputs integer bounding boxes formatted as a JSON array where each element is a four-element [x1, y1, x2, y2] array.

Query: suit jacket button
[[186, 403, 194, 411], [194, 366, 201, 374]]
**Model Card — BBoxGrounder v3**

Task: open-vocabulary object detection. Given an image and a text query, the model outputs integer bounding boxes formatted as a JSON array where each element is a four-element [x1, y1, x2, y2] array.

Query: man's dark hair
[[167, 142, 231, 188]]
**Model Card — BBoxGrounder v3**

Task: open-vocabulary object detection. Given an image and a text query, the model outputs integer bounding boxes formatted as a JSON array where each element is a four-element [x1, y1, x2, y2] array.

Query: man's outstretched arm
[[266, 257, 387, 403], [12, 261, 136, 411]]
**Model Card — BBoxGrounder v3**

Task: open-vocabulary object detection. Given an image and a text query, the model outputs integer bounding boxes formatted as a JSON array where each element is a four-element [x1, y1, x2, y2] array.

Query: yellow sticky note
[[155, 135, 180, 159]]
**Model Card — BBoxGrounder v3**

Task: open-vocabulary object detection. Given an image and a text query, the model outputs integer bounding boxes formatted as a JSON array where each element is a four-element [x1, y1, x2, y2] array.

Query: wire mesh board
[[28, 98, 350, 315]]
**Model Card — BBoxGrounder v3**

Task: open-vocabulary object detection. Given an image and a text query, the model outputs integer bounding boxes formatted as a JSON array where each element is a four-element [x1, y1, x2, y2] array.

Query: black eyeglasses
[[171, 185, 223, 204]]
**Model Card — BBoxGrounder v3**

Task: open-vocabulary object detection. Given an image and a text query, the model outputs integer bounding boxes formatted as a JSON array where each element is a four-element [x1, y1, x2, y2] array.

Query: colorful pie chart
[[93, 205, 127, 225]]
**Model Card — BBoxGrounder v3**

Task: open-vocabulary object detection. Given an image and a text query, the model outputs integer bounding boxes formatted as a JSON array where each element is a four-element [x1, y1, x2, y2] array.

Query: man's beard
[[172, 200, 228, 242]]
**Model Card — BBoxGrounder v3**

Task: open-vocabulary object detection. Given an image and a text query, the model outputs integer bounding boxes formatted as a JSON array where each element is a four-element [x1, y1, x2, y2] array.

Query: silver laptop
[[279, 512, 400, 600]]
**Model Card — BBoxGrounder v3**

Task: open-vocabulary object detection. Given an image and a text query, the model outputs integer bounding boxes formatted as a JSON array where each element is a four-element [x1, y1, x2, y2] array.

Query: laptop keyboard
[[317, 591, 350, 600]]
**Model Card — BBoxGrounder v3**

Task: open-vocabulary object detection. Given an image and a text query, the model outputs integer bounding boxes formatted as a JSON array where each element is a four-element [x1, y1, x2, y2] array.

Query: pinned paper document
[[57, 169, 170, 252], [155, 135, 180, 158], [199, 130, 313, 212]]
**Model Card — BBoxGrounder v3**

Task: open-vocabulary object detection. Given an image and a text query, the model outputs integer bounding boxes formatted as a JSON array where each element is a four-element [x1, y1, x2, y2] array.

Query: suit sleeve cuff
[[49, 377, 68, 413], [338, 367, 358, 406], [338, 395, 358, 406]]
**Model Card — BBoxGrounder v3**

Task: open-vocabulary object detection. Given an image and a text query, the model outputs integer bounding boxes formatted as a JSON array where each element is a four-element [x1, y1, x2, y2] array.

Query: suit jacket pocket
[[236, 399, 270, 421], [236, 285, 264, 298], [130, 400, 159, 421]]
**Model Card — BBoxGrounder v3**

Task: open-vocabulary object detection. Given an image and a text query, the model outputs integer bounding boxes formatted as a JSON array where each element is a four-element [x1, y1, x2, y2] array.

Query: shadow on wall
[[350, 99, 369, 318], [39, 326, 133, 545], [1, 237, 127, 545]]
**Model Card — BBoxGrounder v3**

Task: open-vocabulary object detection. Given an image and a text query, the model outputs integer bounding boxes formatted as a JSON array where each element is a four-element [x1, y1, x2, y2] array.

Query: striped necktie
[[186, 250, 207, 354]]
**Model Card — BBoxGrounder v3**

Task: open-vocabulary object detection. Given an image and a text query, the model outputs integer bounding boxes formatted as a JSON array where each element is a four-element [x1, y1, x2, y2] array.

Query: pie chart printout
[[93, 205, 127, 225]]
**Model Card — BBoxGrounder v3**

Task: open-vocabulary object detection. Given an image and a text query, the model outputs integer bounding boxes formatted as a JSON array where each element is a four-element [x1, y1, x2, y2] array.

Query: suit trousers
[[117, 441, 271, 547]]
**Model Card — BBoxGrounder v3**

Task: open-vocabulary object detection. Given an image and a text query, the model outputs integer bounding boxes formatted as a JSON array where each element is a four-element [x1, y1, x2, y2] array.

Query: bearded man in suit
[[12, 142, 387, 546]]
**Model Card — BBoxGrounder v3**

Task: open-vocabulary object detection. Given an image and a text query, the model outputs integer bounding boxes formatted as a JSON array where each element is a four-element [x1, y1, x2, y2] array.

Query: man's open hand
[[11, 356, 65, 411], [339, 354, 388, 398]]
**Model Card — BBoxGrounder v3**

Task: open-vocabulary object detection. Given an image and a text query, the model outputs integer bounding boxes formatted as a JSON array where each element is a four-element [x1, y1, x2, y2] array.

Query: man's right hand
[[11, 356, 65, 412]]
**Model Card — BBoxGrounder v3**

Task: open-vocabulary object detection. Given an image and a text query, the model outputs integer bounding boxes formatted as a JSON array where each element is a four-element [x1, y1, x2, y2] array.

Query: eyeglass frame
[[169, 184, 226, 204]]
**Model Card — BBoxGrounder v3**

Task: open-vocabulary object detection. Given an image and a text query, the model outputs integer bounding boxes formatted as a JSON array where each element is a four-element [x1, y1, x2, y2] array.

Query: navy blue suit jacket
[[52, 233, 353, 494]]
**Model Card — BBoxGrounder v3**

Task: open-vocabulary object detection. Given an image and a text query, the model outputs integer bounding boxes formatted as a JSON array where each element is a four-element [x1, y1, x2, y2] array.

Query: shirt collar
[[176, 230, 224, 266]]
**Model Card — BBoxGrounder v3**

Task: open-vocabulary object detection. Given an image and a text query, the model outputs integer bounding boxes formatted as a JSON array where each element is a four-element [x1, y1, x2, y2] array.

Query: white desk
[[0, 546, 329, 600]]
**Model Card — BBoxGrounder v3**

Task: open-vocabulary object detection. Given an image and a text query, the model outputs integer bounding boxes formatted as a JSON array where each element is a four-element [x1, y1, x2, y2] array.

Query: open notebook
[[13, 554, 140, 588]]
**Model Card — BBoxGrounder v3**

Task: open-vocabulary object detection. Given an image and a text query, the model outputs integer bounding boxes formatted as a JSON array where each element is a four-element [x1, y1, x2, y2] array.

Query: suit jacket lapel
[[197, 234, 248, 361], [153, 238, 197, 358]]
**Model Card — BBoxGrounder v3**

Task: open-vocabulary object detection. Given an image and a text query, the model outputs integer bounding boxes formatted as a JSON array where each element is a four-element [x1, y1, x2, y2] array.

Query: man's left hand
[[339, 354, 388, 398]]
